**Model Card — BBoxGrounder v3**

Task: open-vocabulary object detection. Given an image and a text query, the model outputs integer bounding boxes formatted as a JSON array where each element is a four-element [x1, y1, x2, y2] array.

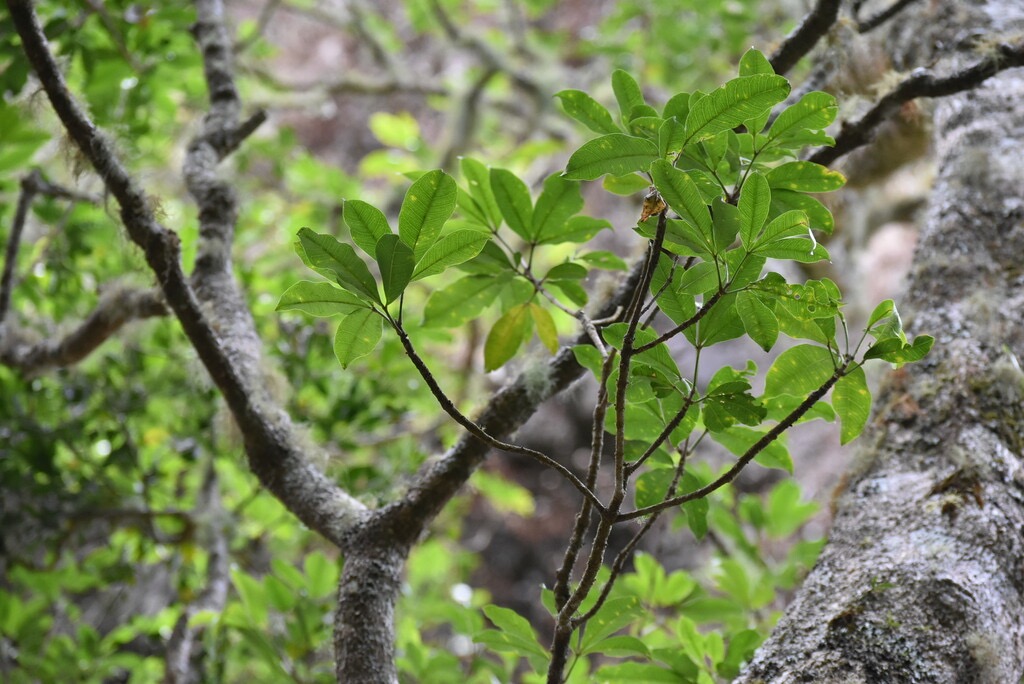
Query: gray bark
[[739, 2, 1024, 682]]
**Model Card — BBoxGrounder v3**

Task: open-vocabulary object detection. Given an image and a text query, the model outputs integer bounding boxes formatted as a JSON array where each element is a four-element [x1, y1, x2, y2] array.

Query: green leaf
[[771, 189, 835, 234], [864, 335, 934, 365], [555, 89, 620, 134], [343, 199, 392, 257], [764, 344, 836, 398], [687, 293, 744, 348], [276, 281, 370, 317], [834, 365, 871, 445], [461, 157, 503, 229], [529, 303, 559, 353], [532, 173, 584, 242], [596, 662, 682, 682], [423, 273, 510, 328], [304, 551, 338, 600], [663, 92, 691, 122], [766, 91, 838, 146], [370, 236, 413, 306], [398, 169, 458, 260], [651, 259, 697, 325], [757, 238, 830, 263], [766, 161, 846, 193], [489, 167, 533, 240], [635, 468, 675, 509], [586, 635, 650, 658], [752, 210, 809, 248], [411, 230, 489, 280], [549, 280, 588, 307], [738, 172, 771, 248], [296, 228, 380, 303], [629, 115, 664, 139], [677, 261, 720, 295], [579, 250, 628, 271], [713, 427, 792, 473], [478, 605, 547, 659], [579, 596, 644, 654], [484, 303, 532, 371], [231, 568, 268, 627], [603, 173, 652, 196], [612, 69, 645, 122], [684, 74, 790, 143], [867, 299, 896, 328], [650, 160, 714, 252], [736, 290, 779, 351], [658, 117, 686, 158], [564, 134, 659, 181], [739, 48, 774, 77], [545, 262, 587, 281], [333, 309, 383, 369], [538, 215, 612, 245]]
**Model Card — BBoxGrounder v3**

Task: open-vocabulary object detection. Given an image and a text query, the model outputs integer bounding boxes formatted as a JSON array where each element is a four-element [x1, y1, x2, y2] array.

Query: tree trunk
[[739, 2, 1024, 681]]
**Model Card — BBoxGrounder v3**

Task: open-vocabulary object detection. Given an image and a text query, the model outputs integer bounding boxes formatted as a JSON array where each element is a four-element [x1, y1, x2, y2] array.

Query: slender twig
[[428, 0, 546, 107], [633, 287, 726, 354], [553, 352, 616, 611], [233, 0, 281, 53], [548, 214, 670, 684], [81, 0, 143, 71], [388, 245, 646, 548], [438, 66, 498, 171], [1, 171, 101, 325], [625, 384, 699, 476], [572, 446, 691, 629], [809, 42, 1024, 167], [856, 0, 920, 33], [393, 323, 605, 513], [769, 0, 842, 76], [618, 367, 845, 522], [0, 173, 38, 324]]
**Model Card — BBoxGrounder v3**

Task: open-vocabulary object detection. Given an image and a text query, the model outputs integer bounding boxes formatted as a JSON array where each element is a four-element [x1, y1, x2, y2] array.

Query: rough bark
[[739, 2, 1024, 681]]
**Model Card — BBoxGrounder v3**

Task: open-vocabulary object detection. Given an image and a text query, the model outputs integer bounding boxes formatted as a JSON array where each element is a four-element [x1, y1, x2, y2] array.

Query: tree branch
[[0, 286, 167, 373], [810, 42, 1024, 167], [6, 0, 366, 546], [618, 367, 843, 522], [769, 0, 842, 75], [0, 170, 99, 326], [393, 323, 604, 513], [379, 252, 646, 547], [856, 0, 921, 33]]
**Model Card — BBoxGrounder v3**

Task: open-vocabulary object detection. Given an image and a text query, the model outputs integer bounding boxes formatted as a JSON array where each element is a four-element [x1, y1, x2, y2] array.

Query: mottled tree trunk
[[739, 2, 1024, 681]]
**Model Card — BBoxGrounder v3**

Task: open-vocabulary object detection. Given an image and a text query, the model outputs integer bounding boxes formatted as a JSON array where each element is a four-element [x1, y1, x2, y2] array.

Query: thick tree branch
[[741, 2, 1024, 678], [0, 286, 167, 373], [6, 0, 365, 546], [769, 0, 842, 75], [810, 42, 1024, 167]]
